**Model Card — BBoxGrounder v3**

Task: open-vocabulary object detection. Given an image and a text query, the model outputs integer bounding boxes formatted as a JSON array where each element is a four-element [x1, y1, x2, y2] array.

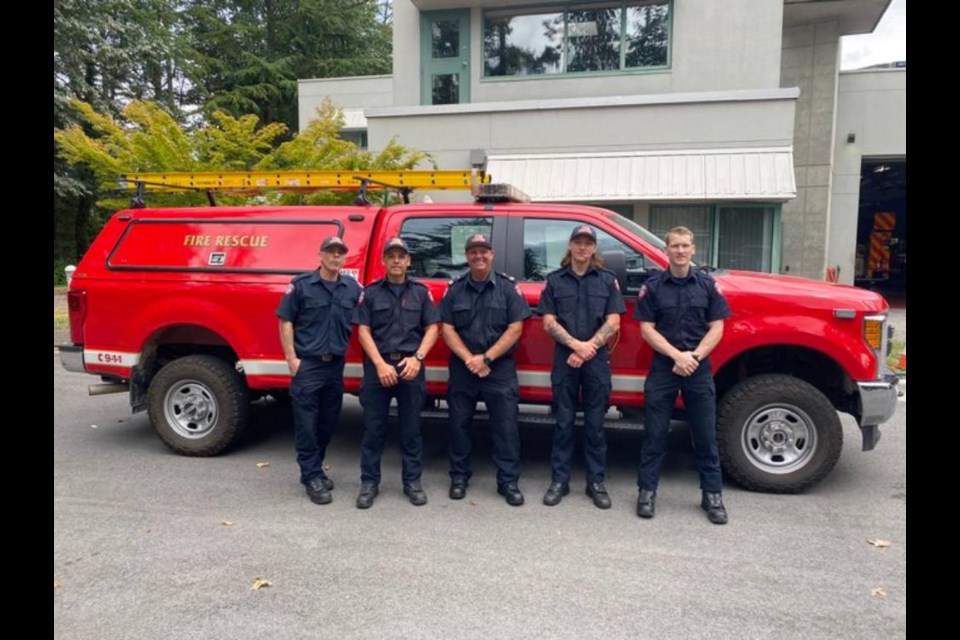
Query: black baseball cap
[[320, 236, 348, 252], [464, 233, 493, 251], [382, 237, 410, 255], [570, 224, 598, 242]]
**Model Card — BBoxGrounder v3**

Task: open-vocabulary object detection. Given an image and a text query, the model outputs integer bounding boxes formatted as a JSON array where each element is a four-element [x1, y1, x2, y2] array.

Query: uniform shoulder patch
[[284, 282, 295, 295], [496, 271, 516, 282], [357, 290, 365, 305], [637, 283, 648, 300]]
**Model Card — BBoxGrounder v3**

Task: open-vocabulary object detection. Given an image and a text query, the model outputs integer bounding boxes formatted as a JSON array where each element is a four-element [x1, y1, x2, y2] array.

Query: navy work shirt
[[352, 278, 440, 354], [538, 267, 626, 343], [275, 271, 363, 357], [439, 272, 531, 356], [633, 269, 731, 351]]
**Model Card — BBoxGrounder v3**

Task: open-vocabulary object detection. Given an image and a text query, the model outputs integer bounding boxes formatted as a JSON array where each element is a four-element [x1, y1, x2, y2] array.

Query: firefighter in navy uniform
[[276, 236, 363, 505], [352, 237, 440, 509], [538, 225, 626, 509], [634, 226, 732, 525], [439, 233, 530, 506]]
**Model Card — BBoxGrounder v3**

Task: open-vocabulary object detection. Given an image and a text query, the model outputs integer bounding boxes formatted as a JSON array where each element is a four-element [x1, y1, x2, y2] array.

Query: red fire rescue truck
[[59, 171, 899, 493]]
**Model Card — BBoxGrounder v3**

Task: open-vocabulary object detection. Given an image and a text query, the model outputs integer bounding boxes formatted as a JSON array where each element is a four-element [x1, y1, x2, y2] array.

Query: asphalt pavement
[[54, 352, 907, 640]]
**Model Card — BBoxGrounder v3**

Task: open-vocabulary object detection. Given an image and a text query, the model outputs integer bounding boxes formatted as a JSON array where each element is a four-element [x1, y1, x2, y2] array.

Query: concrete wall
[[780, 19, 840, 281], [393, 0, 784, 107], [297, 75, 394, 130], [829, 68, 907, 283], [367, 90, 798, 170]]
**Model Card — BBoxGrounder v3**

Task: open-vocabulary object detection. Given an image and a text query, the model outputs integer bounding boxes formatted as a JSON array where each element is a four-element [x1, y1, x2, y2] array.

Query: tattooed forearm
[[591, 319, 618, 347], [544, 316, 574, 347]]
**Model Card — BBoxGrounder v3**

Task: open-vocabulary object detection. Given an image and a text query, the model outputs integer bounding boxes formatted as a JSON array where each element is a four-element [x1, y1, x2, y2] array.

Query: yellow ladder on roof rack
[[119, 170, 487, 192]]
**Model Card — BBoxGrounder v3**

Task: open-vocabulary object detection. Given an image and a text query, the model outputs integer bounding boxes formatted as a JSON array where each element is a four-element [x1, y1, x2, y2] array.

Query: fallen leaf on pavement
[[468, 500, 476, 507], [256, 462, 270, 468], [871, 587, 887, 597], [54, 581, 61, 590], [250, 578, 272, 591], [221, 520, 234, 527], [867, 539, 892, 548]]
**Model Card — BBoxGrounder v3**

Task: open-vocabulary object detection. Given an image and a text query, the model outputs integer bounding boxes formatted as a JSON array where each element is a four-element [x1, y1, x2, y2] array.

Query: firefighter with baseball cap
[[538, 224, 626, 509], [352, 237, 440, 509], [439, 232, 530, 506], [276, 235, 362, 505]]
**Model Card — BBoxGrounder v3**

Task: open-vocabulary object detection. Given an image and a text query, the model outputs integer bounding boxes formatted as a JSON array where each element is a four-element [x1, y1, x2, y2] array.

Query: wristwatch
[[482, 355, 493, 366], [415, 352, 426, 362]]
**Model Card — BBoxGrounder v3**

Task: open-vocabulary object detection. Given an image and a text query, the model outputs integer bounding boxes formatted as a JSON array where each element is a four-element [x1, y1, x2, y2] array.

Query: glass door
[[420, 10, 471, 105]]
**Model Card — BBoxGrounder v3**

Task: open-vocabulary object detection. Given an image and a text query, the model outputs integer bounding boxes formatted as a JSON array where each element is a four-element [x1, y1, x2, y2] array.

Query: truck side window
[[522, 219, 648, 292], [400, 217, 493, 280]]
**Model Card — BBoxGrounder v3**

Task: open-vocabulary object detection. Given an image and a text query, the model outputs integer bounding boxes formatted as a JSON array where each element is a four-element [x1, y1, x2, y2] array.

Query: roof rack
[[118, 170, 489, 207]]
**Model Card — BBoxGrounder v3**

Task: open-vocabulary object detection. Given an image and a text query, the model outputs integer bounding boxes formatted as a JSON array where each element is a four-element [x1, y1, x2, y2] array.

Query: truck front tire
[[147, 355, 249, 456], [717, 374, 842, 493]]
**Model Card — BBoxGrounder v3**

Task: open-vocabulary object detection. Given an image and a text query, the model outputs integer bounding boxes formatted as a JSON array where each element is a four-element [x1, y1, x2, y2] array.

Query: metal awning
[[485, 148, 796, 202]]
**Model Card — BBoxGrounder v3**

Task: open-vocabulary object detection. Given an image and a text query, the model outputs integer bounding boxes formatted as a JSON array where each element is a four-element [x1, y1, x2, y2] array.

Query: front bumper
[[856, 372, 900, 451], [59, 345, 85, 373]]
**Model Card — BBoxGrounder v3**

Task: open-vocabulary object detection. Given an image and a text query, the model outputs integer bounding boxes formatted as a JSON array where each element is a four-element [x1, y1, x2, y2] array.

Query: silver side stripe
[[84, 350, 141, 367], [241, 359, 645, 391], [240, 360, 291, 375]]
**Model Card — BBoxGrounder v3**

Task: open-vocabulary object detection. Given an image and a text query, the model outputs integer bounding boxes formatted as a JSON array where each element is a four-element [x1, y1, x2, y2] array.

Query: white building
[[298, 0, 905, 288]]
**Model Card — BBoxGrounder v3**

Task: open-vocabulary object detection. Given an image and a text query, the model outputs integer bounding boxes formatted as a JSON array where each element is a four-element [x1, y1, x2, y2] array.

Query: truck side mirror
[[601, 250, 627, 292], [601, 250, 661, 296]]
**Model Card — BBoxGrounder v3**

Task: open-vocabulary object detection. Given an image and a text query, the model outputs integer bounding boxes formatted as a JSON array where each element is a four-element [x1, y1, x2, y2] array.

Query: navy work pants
[[359, 359, 425, 486], [290, 357, 345, 485], [638, 355, 723, 492], [447, 358, 521, 487], [550, 349, 611, 485]]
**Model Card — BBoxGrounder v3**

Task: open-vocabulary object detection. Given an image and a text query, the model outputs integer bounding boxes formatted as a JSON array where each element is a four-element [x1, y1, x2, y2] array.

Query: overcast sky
[[840, 0, 906, 70]]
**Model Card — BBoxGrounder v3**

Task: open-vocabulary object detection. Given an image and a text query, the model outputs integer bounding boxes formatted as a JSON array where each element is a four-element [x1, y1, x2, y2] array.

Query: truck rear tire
[[147, 355, 249, 456], [717, 374, 842, 493]]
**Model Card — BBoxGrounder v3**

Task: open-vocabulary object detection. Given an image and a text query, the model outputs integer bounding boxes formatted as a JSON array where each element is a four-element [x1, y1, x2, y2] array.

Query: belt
[[306, 354, 341, 362], [383, 351, 414, 362]]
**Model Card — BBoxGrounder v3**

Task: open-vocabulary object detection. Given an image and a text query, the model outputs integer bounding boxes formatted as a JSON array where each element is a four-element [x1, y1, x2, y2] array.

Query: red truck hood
[[713, 269, 889, 313]]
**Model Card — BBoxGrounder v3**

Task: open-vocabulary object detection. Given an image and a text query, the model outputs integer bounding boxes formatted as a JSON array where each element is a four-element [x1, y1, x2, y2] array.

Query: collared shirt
[[633, 268, 732, 351], [538, 266, 626, 342], [352, 277, 440, 354], [439, 272, 531, 355], [275, 271, 363, 357]]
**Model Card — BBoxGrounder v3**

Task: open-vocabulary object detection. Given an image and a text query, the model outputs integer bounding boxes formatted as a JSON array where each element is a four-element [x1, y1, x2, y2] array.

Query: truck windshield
[[609, 212, 665, 251]]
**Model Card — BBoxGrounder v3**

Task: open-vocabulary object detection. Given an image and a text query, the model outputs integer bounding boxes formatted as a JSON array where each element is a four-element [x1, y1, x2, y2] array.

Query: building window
[[649, 204, 779, 272], [649, 205, 714, 266], [483, 1, 670, 78], [339, 130, 368, 150], [400, 217, 493, 280]]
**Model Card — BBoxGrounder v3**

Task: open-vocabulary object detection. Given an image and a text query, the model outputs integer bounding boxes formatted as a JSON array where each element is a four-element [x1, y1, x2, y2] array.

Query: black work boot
[[636, 489, 656, 519], [701, 491, 728, 525], [497, 483, 525, 506], [542, 482, 570, 506], [305, 477, 332, 505], [586, 482, 612, 510], [449, 479, 468, 500], [404, 482, 428, 506], [356, 482, 379, 509]]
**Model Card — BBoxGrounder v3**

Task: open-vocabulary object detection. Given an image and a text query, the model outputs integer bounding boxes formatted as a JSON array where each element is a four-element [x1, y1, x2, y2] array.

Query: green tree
[[55, 99, 429, 209], [182, 0, 391, 132]]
